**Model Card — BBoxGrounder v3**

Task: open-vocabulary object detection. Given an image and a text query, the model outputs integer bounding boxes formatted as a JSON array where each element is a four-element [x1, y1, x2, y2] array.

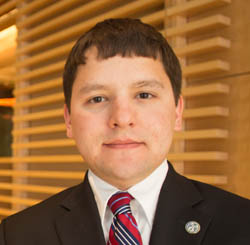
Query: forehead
[[74, 47, 169, 83], [71, 47, 175, 105]]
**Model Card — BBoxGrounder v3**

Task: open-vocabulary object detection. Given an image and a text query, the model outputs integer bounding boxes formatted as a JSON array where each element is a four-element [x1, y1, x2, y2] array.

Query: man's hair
[[63, 18, 182, 111]]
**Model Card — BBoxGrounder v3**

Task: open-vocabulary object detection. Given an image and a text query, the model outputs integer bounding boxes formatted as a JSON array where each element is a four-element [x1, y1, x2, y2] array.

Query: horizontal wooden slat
[[14, 92, 64, 108], [0, 9, 17, 31], [18, 0, 125, 41], [183, 106, 229, 118], [0, 157, 12, 164], [166, 0, 230, 17], [12, 123, 66, 136], [15, 61, 64, 82], [183, 60, 230, 77], [13, 108, 63, 122], [17, 0, 82, 29], [0, 170, 84, 179], [0, 155, 83, 164], [174, 129, 228, 140], [169, 151, 228, 161], [185, 174, 227, 185], [166, 15, 230, 37], [0, 195, 40, 206], [0, 0, 16, 16], [13, 78, 61, 96], [0, 207, 15, 216], [0, 182, 65, 194], [16, 42, 74, 69], [182, 83, 230, 97], [141, 9, 164, 26], [175, 37, 230, 57], [12, 139, 75, 149], [17, 0, 53, 17], [17, 0, 164, 56]]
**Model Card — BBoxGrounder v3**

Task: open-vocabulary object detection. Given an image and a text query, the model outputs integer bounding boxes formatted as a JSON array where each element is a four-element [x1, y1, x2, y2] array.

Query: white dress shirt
[[88, 160, 168, 244]]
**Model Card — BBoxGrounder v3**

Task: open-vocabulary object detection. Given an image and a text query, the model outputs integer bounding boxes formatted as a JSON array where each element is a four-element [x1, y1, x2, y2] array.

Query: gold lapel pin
[[185, 221, 201, 234]]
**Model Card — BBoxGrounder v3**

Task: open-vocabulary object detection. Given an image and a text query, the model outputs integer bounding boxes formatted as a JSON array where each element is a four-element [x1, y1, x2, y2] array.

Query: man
[[1, 18, 250, 245]]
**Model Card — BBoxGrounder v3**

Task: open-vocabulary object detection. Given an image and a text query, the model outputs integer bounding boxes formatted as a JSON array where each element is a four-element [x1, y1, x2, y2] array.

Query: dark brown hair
[[63, 18, 182, 111]]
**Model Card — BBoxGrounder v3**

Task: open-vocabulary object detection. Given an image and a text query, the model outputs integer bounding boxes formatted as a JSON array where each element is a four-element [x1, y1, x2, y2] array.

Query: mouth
[[103, 139, 144, 149]]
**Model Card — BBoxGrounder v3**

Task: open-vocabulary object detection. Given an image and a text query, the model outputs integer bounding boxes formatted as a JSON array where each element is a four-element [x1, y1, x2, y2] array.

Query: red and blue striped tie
[[107, 192, 143, 245]]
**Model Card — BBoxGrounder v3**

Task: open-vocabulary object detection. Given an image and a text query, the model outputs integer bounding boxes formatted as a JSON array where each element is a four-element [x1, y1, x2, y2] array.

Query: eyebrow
[[132, 80, 165, 89], [77, 79, 165, 95], [77, 84, 107, 95]]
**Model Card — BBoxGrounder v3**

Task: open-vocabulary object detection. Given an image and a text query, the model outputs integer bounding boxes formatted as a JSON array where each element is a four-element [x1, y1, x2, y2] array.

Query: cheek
[[146, 110, 175, 138], [71, 112, 105, 145], [151, 114, 175, 154], [72, 110, 94, 131]]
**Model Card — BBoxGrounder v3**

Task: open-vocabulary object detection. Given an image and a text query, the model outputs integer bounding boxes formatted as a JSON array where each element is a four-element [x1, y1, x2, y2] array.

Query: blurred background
[[0, 0, 249, 221]]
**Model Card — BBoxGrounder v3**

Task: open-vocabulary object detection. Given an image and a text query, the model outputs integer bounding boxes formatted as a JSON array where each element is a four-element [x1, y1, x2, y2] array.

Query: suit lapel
[[55, 176, 106, 245], [54, 163, 212, 245], [150, 163, 212, 245]]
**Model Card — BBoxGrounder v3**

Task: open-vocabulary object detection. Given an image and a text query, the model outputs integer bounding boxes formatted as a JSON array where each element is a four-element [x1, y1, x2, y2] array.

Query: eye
[[137, 92, 153, 99], [88, 96, 106, 103]]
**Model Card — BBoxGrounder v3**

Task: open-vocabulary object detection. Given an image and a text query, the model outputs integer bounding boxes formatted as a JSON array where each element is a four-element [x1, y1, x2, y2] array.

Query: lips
[[103, 139, 144, 149]]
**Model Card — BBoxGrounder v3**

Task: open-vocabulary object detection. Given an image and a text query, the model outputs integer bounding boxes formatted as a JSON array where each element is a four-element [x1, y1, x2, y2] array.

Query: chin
[[113, 167, 145, 180]]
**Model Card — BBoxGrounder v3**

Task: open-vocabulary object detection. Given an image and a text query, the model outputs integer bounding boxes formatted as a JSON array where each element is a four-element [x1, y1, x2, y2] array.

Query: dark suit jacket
[[1, 163, 250, 244]]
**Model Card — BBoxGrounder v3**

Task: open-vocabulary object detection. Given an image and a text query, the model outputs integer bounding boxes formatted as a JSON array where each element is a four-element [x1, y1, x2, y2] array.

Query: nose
[[108, 99, 135, 129]]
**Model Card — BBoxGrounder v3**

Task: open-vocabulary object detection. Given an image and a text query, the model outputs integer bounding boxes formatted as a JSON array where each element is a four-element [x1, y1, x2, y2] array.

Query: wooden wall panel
[[184, 0, 250, 198], [165, 0, 231, 186]]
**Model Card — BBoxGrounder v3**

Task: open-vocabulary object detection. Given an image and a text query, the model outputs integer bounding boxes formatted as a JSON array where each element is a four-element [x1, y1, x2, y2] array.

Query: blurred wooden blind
[[0, 0, 231, 219]]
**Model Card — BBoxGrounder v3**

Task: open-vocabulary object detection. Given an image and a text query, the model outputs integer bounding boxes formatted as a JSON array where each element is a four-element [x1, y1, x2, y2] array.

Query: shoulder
[[187, 179, 250, 243], [0, 179, 97, 244], [168, 162, 250, 210], [0, 183, 83, 233], [168, 162, 250, 230], [188, 178, 250, 224], [190, 178, 250, 206]]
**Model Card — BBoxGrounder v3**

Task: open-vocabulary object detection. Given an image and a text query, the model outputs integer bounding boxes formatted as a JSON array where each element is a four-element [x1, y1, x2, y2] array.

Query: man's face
[[64, 47, 183, 189]]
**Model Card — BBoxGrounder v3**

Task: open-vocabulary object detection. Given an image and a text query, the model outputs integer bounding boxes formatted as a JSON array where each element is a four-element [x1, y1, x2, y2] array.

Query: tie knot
[[108, 192, 134, 216]]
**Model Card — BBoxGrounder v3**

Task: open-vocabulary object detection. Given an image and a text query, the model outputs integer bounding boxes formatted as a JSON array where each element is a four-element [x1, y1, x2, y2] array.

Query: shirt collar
[[128, 161, 168, 225], [88, 160, 168, 227]]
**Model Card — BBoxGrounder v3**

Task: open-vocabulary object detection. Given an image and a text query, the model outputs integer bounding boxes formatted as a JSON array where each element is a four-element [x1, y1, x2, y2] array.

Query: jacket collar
[[55, 163, 212, 245], [150, 162, 212, 245], [55, 175, 106, 245]]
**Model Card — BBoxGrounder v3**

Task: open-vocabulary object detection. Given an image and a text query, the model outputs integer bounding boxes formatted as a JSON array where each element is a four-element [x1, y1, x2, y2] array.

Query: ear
[[64, 104, 73, 138], [174, 95, 184, 131]]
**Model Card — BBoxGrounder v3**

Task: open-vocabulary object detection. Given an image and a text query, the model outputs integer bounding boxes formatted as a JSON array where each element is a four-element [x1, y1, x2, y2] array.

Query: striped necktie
[[107, 192, 143, 245]]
